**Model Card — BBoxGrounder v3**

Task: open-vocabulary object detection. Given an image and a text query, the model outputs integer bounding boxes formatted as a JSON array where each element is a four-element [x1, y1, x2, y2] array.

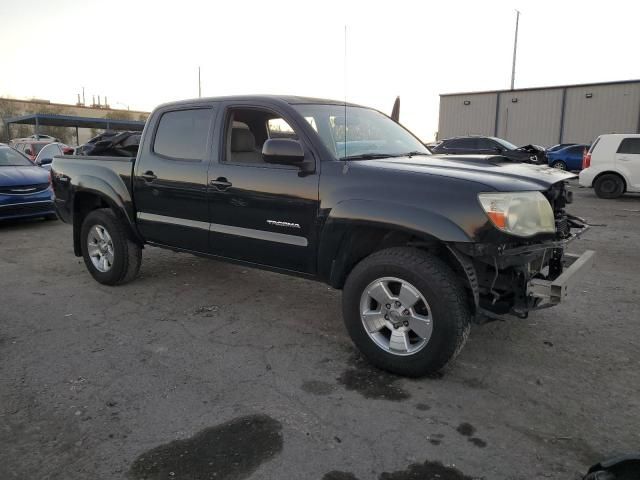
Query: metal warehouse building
[[437, 79, 640, 146]]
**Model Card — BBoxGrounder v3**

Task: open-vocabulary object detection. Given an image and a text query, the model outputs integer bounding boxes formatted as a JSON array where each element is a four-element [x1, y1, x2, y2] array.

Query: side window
[[617, 138, 640, 154], [267, 118, 298, 139], [32, 143, 46, 155], [443, 139, 462, 149], [225, 108, 301, 167], [476, 138, 496, 150], [153, 108, 212, 160], [455, 138, 478, 150], [38, 144, 58, 159]]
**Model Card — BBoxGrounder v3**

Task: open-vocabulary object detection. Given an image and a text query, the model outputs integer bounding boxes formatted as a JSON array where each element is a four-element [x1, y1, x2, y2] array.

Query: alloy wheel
[[359, 277, 433, 356], [87, 224, 114, 272]]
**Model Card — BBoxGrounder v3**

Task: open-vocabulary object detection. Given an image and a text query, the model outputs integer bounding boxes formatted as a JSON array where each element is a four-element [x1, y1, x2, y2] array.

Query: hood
[[354, 154, 575, 191], [0, 165, 50, 187]]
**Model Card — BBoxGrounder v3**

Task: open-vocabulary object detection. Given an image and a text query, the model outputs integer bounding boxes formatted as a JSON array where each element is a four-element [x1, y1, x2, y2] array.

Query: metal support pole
[[76, 126, 80, 145], [35, 116, 40, 136], [510, 10, 520, 90], [559, 88, 567, 143], [494, 93, 501, 136]]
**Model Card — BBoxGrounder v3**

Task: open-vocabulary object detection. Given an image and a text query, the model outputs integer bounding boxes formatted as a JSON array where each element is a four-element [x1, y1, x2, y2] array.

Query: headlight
[[478, 191, 555, 237]]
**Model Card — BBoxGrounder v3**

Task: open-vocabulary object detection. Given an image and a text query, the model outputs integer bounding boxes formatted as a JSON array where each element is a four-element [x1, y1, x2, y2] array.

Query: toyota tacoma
[[51, 95, 594, 377]]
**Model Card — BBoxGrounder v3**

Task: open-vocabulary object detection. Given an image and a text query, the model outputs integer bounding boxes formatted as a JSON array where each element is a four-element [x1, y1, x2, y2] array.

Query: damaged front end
[[453, 181, 594, 322]]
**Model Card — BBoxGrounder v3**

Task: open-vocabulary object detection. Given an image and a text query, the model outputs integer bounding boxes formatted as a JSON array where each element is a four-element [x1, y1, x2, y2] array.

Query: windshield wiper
[[404, 151, 431, 157], [340, 153, 402, 161]]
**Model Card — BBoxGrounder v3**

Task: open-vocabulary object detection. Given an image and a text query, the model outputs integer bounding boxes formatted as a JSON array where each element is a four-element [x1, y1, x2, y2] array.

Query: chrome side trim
[[137, 212, 308, 247], [210, 222, 308, 247], [137, 212, 209, 231], [0, 200, 53, 208]]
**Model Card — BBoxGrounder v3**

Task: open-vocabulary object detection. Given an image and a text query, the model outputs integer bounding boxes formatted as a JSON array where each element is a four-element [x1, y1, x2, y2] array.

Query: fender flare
[[319, 199, 476, 286], [71, 175, 141, 255]]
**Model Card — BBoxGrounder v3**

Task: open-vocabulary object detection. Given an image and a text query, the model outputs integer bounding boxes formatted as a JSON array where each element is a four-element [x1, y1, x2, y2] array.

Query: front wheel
[[342, 247, 471, 377], [80, 208, 142, 285]]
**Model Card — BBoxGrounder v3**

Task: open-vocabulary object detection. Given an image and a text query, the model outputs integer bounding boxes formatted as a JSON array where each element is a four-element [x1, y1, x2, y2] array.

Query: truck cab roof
[[157, 95, 365, 109]]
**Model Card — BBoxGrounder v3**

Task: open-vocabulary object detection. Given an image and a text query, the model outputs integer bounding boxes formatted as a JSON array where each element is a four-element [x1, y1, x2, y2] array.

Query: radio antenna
[[343, 24, 347, 159]]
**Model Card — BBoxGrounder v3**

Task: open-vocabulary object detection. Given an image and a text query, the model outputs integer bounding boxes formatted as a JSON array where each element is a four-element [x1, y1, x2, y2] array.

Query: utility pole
[[510, 10, 520, 90], [198, 66, 201, 98]]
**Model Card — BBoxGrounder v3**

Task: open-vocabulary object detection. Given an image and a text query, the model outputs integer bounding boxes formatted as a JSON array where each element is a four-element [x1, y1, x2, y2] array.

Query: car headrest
[[231, 128, 256, 152]]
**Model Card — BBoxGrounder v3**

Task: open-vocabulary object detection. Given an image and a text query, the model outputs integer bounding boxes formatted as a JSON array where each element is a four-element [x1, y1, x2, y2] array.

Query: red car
[[11, 140, 73, 163]]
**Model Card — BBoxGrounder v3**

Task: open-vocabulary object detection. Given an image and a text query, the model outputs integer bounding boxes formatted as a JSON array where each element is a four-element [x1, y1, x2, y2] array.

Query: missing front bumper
[[527, 250, 595, 305]]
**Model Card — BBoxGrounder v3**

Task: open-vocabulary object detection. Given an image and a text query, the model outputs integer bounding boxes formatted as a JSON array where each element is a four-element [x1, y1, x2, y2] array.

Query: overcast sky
[[2, 0, 638, 140]]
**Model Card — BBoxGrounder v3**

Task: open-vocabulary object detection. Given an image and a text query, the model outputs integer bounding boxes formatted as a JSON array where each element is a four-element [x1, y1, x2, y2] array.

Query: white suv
[[579, 134, 640, 199]]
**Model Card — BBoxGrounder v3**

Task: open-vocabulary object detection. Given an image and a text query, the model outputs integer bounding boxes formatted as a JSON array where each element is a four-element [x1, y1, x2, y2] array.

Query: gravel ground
[[1, 182, 639, 480]]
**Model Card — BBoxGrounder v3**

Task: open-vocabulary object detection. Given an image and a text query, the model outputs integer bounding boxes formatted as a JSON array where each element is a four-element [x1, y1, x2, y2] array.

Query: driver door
[[206, 104, 320, 273]]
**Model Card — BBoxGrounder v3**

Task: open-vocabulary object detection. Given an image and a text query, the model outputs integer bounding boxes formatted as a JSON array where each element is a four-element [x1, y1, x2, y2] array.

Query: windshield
[[492, 137, 518, 150], [292, 104, 429, 160], [0, 147, 34, 167]]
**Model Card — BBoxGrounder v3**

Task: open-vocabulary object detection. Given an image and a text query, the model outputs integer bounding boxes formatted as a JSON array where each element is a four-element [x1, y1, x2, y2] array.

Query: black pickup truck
[[51, 95, 594, 377]]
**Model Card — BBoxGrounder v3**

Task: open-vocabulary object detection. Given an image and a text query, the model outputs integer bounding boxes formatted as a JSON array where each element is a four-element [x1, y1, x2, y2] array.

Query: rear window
[[617, 138, 640, 154], [154, 109, 212, 160], [32, 143, 47, 154], [567, 146, 585, 154], [588, 137, 601, 153]]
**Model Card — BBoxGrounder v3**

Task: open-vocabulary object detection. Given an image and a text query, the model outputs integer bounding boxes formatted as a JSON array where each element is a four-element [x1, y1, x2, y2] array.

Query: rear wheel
[[551, 160, 567, 170], [342, 247, 471, 377], [80, 208, 141, 285], [594, 173, 624, 199]]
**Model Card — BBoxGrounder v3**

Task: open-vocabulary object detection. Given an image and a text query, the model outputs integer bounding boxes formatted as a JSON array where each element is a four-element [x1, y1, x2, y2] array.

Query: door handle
[[141, 171, 157, 182], [618, 157, 631, 161], [210, 177, 232, 190]]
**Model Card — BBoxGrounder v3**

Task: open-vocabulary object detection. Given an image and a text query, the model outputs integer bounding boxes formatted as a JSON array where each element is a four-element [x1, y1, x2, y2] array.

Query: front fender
[[327, 199, 475, 242], [318, 199, 480, 285]]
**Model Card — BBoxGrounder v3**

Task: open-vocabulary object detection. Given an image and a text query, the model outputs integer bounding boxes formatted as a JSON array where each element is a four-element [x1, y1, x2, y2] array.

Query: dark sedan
[[430, 136, 547, 164], [0, 144, 56, 222]]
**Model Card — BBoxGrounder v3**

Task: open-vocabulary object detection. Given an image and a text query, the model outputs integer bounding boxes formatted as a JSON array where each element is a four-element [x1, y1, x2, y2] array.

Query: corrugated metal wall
[[438, 81, 640, 146], [496, 89, 563, 146], [562, 83, 640, 144], [438, 93, 496, 138]]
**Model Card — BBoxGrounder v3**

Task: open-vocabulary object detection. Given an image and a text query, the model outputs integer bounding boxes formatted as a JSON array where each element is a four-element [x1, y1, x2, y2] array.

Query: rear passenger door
[[133, 104, 217, 252], [615, 138, 640, 190]]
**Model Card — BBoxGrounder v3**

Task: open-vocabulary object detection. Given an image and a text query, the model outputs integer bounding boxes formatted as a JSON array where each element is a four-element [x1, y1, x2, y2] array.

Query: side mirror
[[262, 138, 305, 165], [38, 158, 53, 165], [493, 146, 504, 153]]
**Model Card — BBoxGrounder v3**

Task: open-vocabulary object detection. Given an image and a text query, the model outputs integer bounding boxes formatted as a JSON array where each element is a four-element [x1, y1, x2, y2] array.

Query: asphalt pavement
[[1, 182, 639, 479]]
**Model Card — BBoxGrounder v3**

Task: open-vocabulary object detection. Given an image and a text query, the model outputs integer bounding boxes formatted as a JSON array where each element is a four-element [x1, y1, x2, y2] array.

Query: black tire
[[342, 247, 471, 377], [551, 161, 567, 170], [80, 208, 141, 285], [594, 173, 624, 199]]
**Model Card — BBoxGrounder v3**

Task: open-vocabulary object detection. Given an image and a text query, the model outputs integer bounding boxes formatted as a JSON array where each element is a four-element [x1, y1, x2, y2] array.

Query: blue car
[[0, 144, 56, 222], [547, 144, 588, 171]]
